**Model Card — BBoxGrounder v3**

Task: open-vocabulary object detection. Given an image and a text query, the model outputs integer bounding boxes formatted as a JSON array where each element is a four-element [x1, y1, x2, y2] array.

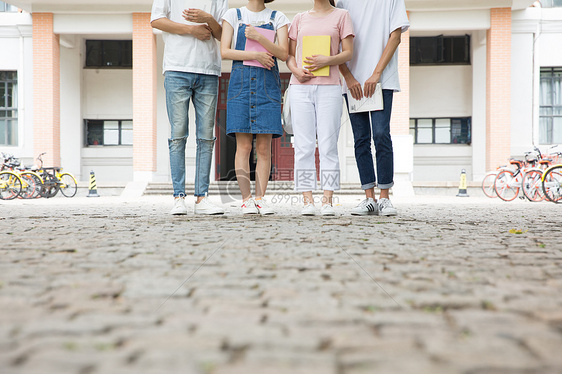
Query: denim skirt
[[226, 61, 283, 138]]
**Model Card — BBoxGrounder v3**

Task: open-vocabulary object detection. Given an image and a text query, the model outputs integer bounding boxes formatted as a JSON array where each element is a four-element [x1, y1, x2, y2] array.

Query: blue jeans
[[164, 71, 218, 197], [344, 90, 394, 190]]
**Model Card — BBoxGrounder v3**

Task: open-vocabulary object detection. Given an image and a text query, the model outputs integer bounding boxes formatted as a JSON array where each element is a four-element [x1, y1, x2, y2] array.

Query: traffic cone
[[456, 169, 469, 197], [87, 170, 100, 197]]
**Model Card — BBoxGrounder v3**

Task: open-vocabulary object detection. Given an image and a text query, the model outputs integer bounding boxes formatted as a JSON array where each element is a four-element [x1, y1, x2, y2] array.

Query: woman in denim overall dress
[[221, 1, 289, 215]]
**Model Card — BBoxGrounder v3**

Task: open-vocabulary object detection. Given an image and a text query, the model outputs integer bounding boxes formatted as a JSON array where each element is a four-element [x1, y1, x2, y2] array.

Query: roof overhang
[[7, 0, 537, 14]]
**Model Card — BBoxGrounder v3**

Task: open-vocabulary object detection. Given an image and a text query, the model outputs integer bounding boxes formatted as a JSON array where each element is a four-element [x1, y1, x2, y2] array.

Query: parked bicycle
[[1, 153, 44, 199], [34, 152, 78, 198], [541, 146, 562, 203], [483, 145, 561, 203]]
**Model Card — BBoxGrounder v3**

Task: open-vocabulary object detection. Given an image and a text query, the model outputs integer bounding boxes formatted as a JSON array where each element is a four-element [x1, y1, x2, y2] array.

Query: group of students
[[150, 0, 409, 217]]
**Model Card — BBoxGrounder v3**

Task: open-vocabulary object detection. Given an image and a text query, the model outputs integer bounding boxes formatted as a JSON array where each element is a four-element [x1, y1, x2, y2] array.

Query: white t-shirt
[[222, 7, 290, 49], [151, 0, 228, 76], [336, 0, 409, 92]]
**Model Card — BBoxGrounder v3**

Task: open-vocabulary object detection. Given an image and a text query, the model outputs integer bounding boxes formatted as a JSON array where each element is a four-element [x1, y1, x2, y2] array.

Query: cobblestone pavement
[[1, 194, 561, 374]]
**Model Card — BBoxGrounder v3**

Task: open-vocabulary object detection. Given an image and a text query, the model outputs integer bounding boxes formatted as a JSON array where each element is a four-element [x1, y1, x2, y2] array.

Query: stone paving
[[0, 194, 561, 374]]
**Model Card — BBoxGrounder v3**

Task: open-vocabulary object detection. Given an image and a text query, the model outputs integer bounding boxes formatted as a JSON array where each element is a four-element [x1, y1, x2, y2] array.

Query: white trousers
[[290, 84, 342, 191]]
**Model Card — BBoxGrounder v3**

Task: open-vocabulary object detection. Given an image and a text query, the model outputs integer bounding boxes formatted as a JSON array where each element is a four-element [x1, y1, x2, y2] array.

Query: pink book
[[244, 27, 276, 68]]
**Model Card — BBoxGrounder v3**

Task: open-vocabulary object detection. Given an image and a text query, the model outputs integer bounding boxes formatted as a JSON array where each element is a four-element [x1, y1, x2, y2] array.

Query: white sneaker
[[320, 204, 336, 216], [351, 198, 379, 216], [170, 196, 188, 215], [194, 197, 225, 215], [378, 198, 397, 216], [241, 198, 259, 215], [255, 198, 274, 215], [301, 203, 316, 216]]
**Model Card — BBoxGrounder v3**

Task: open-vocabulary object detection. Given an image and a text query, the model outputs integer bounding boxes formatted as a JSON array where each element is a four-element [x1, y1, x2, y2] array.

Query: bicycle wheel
[[521, 169, 545, 202], [18, 172, 41, 200], [40, 173, 59, 198], [494, 169, 521, 202], [542, 165, 562, 203], [482, 172, 498, 198], [0, 171, 23, 200], [59, 173, 77, 198]]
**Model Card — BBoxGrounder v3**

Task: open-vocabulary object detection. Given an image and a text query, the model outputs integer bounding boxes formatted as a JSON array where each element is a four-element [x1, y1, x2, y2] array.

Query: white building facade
[[0, 0, 560, 191]]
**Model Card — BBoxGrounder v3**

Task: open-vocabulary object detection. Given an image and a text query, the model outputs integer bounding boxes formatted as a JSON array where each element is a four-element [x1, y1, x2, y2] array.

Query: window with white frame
[[0, 71, 18, 146], [539, 67, 562, 144], [0, 2, 18, 12], [538, 0, 562, 7], [409, 117, 471, 144], [85, 120, 133, 146]]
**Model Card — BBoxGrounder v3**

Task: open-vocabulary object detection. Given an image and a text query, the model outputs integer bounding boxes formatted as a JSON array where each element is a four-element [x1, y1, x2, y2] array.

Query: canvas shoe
[[255, 198, 274, 215], [170, 196, 188, 215], [320, 204, 336, 216], [351, 198, 379, 216], [378, 198, 397, 216], [301, 203, 316, 216], [194, 197, 225, 215], [241, 198, 259, 215]]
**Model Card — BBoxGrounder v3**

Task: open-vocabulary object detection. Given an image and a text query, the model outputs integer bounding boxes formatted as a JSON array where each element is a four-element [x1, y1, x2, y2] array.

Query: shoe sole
[[350, 211, 379, 216], [380, 212, 397, 216], [171, 211, 188, 215], [194, 211, 225, 215]]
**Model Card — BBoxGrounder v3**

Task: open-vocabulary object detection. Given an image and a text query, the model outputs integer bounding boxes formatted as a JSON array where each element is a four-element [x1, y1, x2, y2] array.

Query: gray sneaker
[[351, 198, 379, 216], [378, 198, 397, 216]]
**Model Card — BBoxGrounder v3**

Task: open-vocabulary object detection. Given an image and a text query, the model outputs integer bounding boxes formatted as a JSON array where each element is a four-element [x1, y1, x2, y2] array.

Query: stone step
[[144, 181, 368, 195]]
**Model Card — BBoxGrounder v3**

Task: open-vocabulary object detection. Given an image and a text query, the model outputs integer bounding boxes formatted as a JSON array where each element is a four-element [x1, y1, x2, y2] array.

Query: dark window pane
[[103, 41, 122, 67], [120, 41, 133, 67], [85, 40, 132, 68], [87, 120, 104, 145], [411, 36, 470, 65], [0, 83, 5, 107], [451, 118, 471, 144], [86, 40, 103, 67]]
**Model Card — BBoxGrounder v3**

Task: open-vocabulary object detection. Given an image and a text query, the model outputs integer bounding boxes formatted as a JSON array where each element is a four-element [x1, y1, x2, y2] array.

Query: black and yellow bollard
[[456, 169, 469, 197], [87, 170, 100, 197]]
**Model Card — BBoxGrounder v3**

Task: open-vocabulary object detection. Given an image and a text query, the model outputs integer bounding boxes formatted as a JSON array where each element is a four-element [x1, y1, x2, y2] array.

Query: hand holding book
[[244, 26, 276, 69], [302, 35, 330, 77], [181, 0, 212, 25]]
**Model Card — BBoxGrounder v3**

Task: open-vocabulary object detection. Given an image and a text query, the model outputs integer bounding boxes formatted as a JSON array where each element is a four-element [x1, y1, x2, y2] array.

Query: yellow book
[[302, 35, 331, 77]]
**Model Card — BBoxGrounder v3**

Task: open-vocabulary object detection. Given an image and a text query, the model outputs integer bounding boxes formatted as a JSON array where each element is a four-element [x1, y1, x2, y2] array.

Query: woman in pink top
[[287, 0, 354, 216]]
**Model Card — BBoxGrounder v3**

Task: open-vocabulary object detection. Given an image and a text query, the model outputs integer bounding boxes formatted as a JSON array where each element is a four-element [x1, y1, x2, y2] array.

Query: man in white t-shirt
[[337, 0, 409, 217], [151, 0, 228, 215]]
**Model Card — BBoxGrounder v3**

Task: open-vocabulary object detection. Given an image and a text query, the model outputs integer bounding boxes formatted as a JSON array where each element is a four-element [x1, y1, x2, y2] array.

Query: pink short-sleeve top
[[288, 8, 355, 86]]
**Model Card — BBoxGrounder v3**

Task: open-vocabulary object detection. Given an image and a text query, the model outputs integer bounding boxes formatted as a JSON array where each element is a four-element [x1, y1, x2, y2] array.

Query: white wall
[[511, 32, 534, 157], [472, 29, 487, 179], [0, 14, 33, 166], [410, 65, 472, 117], [60, 35, 82, 179], [539, 33, 562, 66], [410, 65, 473, 181], [81, 65, 134, 182]]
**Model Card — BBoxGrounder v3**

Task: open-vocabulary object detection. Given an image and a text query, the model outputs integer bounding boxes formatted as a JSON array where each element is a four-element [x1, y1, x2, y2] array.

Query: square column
[[32, 13, 60, 166], [486, 8, 512, 171], [391, 25, 414, 196], [132, 13, 158, 181], [390, 26, 410, 136]]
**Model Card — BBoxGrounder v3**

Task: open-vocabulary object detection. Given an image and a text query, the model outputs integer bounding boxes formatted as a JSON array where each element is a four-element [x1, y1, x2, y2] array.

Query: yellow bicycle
[[34, 153, 78, 198], [0, 170, 23, 200], [542, 164, 562, 203]]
